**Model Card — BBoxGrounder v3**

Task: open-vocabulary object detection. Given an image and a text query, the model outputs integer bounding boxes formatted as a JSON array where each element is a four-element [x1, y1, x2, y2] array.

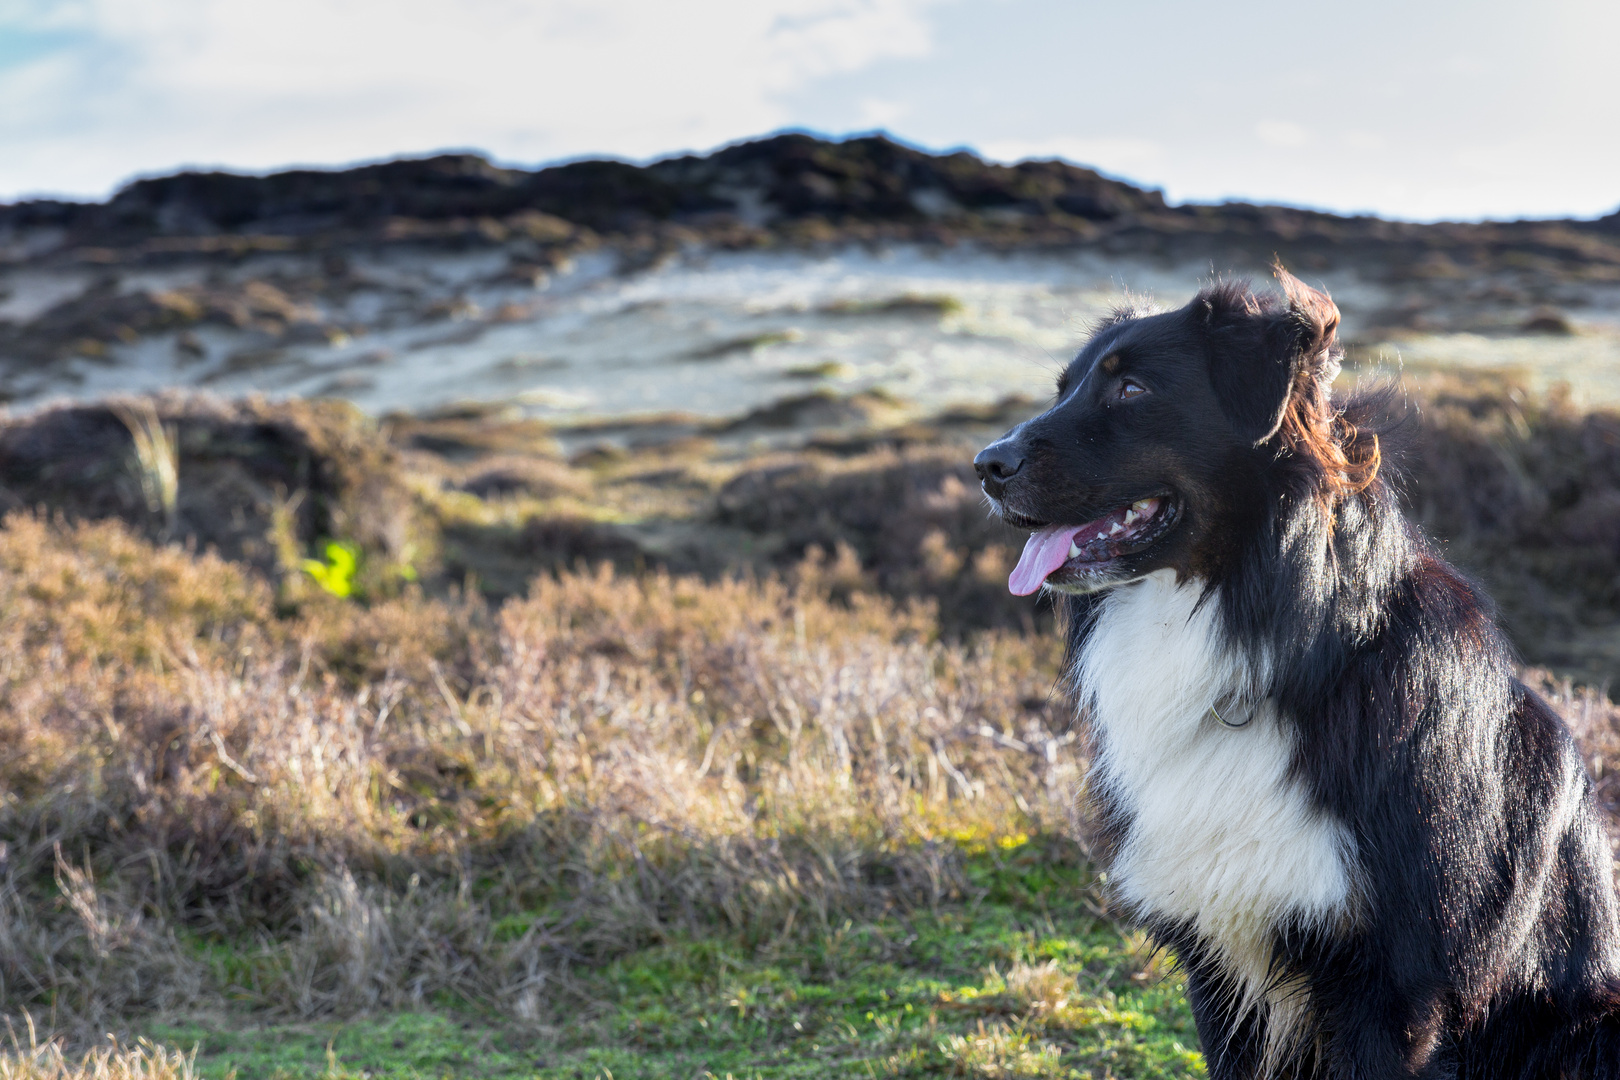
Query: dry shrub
[[0, 513, 1077, 1033], [439, 515, 648, 601], [1001, 960, 1078, 1016], [484, 568, 1071, 932], [1523, 669, 1620, 853], [1403, 374, 1620, 684], [0, 1023, 197, 1080], [939, 1021, 1065, 1079], [713, 445, 1035, 635]]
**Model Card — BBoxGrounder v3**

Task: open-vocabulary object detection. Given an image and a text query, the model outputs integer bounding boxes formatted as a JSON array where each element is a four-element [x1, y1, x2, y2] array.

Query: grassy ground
[[143, 846, 1201, 1079]]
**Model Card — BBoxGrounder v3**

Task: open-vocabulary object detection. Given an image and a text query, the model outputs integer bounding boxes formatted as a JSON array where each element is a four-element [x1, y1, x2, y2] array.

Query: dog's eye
[[1118, 378, 1148, 401]]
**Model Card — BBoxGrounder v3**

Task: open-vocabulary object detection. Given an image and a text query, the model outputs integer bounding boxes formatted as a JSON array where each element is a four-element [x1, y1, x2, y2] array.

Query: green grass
[[147, 846, 1204, 1079]]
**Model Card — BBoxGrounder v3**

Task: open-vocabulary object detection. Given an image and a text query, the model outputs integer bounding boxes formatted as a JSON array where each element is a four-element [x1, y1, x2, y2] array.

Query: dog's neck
[[1213, 475, 1420, 704]]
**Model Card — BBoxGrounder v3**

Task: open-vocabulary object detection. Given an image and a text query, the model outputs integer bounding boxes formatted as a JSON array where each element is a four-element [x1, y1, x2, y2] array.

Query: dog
[[974, 268, 1620, 1077]]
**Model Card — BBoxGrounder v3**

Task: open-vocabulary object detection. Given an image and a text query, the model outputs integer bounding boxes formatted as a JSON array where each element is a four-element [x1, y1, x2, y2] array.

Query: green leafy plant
[[301, 541, 360, 598]]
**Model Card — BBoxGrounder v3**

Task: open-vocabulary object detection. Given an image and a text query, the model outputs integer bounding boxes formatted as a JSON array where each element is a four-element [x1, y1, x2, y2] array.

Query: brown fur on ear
[[1269, 266, 1378, 498], [1273, 263, 1342, 385], [1278, 386, 1382, 502]]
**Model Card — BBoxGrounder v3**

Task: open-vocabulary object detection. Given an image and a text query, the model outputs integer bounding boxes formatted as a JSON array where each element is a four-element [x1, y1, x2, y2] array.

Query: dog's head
[[977, 267, 1348, 596]]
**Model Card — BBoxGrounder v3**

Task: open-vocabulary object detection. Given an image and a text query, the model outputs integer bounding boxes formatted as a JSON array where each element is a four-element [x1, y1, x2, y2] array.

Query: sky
[[1, 0, 1616, 222]]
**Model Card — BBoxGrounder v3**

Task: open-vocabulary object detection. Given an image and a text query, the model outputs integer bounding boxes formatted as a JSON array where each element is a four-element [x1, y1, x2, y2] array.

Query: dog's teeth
[[1123, 510, 1138, 525], [1131, 498, 1154, 513], [1108, 521, 1125, 536], [1068, 541, 1081, 559]]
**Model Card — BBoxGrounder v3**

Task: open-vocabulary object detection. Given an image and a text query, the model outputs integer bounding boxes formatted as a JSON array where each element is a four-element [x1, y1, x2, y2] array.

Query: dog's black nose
[[974, 442, 1024, 496]]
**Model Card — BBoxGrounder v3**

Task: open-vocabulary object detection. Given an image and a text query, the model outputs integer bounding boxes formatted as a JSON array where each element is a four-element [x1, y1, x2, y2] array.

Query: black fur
[[975, 272, 1620, 1077]]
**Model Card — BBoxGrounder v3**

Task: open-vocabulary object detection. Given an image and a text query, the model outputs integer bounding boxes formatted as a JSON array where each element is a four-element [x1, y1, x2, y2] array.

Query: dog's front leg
[[1182, 966, 1266, 1078], [1168, 932, 1268, 1079], [1311, 964, 1455, 1078]]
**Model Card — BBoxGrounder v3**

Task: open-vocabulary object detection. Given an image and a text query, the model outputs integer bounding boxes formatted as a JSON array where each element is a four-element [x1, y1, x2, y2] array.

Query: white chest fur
[[1075, 571, 1359, 1027]]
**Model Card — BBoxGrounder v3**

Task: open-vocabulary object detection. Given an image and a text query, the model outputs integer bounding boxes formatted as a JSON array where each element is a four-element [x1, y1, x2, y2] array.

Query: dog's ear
[[1274, 265, 1342, 386], [1202, 267, 1341, 447]]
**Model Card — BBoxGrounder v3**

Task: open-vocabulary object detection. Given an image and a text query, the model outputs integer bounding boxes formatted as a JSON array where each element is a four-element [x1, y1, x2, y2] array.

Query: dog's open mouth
[[1007, 496, 1174, 595]]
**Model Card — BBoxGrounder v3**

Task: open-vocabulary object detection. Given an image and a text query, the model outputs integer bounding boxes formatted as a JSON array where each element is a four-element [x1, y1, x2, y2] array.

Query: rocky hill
[[4, 133, 1618, 279]]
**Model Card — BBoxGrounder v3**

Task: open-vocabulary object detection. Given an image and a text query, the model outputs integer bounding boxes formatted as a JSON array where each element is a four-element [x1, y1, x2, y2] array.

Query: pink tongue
[[1008, 524, 1086, 596]]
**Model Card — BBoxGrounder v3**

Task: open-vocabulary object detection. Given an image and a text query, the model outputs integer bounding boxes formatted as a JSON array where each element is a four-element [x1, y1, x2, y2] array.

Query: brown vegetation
[[1400, 372, 1620, 685], [0, 1024, 197, 1080], [1, 374, 1618, 1049], [3, 372, 1618, 676], [0, 512, 1075, 1034]]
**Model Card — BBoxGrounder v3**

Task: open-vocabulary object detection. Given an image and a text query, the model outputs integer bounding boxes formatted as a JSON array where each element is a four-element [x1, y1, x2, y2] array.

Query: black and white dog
[[975, 269, 1620, 1077]]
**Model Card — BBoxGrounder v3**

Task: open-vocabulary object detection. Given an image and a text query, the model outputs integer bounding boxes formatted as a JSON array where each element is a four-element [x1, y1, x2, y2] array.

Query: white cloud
[[0, 0, 950, 199], [1253, 121, 1310, 149]]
